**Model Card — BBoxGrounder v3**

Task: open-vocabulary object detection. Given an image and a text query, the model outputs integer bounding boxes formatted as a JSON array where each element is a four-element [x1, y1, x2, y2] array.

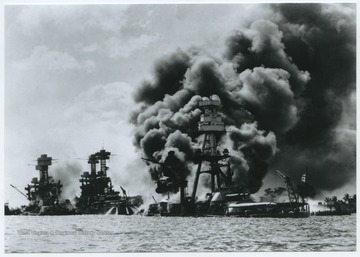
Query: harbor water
[[5, 215, 356, 253]]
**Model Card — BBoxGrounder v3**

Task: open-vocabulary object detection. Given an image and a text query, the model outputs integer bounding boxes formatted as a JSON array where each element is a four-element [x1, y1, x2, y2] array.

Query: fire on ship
[[144, 95, 310, 218]]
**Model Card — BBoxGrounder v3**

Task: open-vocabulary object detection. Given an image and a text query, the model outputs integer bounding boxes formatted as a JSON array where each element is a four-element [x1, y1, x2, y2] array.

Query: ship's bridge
[[198, 95, 225, 132]]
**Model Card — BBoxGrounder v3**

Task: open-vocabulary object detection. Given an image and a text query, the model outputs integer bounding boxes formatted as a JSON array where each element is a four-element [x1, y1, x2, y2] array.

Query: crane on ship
[[275, 170, 300, 211], [10, 184, 29, 200]]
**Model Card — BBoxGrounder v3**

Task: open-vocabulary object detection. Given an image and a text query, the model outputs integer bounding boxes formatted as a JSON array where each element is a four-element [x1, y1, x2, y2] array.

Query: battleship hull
[[75, 197, 142, 215], [19, 204, 77, 216], [227, 202, 310, 218], [146, 191, 311, 218], [312, 210, 351, 216]]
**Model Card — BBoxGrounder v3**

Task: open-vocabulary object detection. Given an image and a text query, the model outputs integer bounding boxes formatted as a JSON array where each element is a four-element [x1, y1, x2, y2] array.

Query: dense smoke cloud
[[272, 3, 356, 146], [224, 19, 310, 96], [236, 67, 299, 133], [228, 122, 277, 193], [268, 3, 356, 190], [134, 50, 194, 105], [53, 162, 83, 202], [131, 3, 355, 196]]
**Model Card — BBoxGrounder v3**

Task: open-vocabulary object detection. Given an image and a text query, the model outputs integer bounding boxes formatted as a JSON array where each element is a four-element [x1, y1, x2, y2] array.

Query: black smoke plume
[[268, 3, 356, 191], [131, 3, 355, 196]]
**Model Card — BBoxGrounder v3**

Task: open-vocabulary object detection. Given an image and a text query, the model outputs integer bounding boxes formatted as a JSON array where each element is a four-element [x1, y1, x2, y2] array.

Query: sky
[[4, 2, 356, 208]]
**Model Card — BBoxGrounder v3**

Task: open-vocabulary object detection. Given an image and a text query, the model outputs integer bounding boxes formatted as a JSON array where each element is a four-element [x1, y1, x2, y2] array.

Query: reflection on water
[[5, 215, 356, 252]]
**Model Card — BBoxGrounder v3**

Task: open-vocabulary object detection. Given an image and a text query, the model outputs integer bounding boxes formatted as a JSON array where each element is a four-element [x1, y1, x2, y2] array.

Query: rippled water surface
[[5, 215, 356, 252]]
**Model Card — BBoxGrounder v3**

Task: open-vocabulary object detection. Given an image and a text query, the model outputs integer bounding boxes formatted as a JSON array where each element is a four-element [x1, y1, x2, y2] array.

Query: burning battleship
[[7, 150, 143, 216], [12, 154, 76, 215], [75, 149, 143, 215], [143, 95, 311, 217], [6, 97, 312, 218]]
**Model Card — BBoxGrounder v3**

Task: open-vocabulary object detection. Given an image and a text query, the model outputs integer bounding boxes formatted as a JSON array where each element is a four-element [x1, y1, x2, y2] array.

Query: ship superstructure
[[25, 155, 61, 203], [145, 95, 246, 216], [191, 95, 240, 215], [75, 149, 143, 215], [22, 154, 75, 215]]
